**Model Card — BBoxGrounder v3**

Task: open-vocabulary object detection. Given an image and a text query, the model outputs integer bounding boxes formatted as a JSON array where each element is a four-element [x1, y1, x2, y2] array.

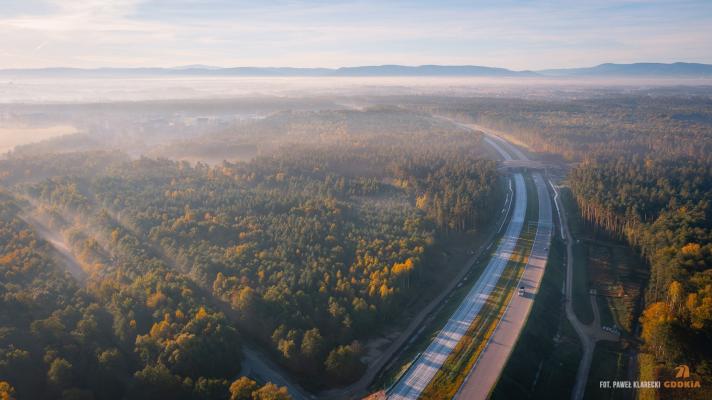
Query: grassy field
[[572, 242, 594, 324], [585, 341, 630, 400], [582, 239, 646, 400], [417, 174, 539, 399], [596, 295, 616, 328], [559, 187, 595, 325], [593, 243, 646, 334]]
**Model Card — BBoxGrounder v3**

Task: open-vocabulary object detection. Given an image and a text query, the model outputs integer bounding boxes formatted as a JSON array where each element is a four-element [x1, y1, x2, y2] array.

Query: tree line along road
[[387, 125, 553, 400]]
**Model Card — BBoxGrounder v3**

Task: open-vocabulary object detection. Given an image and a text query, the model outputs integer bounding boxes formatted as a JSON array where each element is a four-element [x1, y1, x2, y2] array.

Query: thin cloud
[[34, 40, 48, 51], [0, 0, 710, 69]]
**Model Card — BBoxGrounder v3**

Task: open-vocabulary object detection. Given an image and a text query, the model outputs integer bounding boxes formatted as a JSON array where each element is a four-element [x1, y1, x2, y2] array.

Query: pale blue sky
[[0, 0, 710, 69]]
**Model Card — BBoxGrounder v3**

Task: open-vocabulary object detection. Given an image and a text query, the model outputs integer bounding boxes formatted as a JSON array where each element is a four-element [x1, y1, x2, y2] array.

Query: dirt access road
[[551, 183, 619, 400]]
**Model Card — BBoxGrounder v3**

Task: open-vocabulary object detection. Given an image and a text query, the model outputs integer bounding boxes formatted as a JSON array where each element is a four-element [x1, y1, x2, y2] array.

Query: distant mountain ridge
[[1, 62, 711, 78], [538, 62, 712, 77]]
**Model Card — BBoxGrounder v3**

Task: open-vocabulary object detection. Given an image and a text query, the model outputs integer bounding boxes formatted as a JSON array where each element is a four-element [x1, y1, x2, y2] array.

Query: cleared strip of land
[[19, 213, 88, 282], [387, 123, 554, 400], [419, 174, 538, 399], [455, 172, 552, 399]]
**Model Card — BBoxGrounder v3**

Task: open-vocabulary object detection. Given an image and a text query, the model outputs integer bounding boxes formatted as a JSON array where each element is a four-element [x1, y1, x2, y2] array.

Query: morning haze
[[0, 2, 710, 400]]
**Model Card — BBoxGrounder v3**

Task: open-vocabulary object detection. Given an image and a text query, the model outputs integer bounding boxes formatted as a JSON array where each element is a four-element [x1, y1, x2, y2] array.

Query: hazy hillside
[[3, 63, 711, 78], [539, 62, 712, 77]]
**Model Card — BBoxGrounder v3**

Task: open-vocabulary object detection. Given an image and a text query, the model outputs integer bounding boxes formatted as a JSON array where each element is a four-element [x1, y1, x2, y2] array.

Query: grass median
[[418, 173, 539, 399], [491, 233, 583, 400]]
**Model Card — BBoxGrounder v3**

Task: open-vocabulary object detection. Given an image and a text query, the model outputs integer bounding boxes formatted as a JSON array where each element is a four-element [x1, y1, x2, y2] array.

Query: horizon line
[[1, 61, 711, 71]]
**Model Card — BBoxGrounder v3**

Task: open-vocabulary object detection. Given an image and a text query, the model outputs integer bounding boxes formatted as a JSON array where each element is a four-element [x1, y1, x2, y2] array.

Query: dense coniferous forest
[[0, 109, 501, 398], [406, 94, 712, 395]]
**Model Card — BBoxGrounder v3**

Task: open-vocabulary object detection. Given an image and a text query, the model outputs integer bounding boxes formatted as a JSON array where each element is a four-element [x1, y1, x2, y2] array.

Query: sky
[[0, 0, 711, 70]]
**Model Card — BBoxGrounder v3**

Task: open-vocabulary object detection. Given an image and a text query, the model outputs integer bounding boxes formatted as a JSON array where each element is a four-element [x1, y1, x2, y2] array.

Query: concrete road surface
[[455, 172, 552, 399]]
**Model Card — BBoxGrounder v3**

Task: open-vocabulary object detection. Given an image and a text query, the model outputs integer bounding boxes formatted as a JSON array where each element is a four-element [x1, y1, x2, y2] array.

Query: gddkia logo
[[664, 365, 701, 389], [675, 365, 690, 379], [599, 364, 702, 390]]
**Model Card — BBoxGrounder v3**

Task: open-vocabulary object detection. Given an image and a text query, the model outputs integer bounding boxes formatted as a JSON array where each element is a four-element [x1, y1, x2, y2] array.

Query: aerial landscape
[[1, 1, 711, 400]]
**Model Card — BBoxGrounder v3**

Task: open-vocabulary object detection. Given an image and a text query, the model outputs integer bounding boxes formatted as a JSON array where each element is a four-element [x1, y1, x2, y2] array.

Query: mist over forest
[[1, 74, 711, 400], [3, 0, 712, 396]]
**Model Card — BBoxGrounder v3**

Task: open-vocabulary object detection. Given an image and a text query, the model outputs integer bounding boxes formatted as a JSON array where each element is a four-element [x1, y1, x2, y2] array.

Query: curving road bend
[[549, 182, 619, 400]]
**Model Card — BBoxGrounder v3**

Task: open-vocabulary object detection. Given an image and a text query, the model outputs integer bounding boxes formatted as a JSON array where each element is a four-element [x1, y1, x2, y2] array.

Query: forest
[[5, 92, 709, 398], [406, 93, 712, 396], [0, 109, 501, 398]]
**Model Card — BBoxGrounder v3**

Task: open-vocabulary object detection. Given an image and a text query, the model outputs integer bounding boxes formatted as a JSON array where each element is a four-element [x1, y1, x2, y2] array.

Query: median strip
[[418, 174, 539, 399]]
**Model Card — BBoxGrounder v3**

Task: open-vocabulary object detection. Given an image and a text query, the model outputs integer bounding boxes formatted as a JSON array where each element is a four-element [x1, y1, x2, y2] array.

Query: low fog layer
[[2, 75, 712, 103], [2, 76, 711, 160]]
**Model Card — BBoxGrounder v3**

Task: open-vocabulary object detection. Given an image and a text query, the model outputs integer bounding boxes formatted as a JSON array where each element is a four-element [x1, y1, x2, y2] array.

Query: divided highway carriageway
[[388, 127, 553, 400]]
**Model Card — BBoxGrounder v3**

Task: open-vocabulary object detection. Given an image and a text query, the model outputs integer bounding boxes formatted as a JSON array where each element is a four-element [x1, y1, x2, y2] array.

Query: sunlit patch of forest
[[0, 109, 501, 398]]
